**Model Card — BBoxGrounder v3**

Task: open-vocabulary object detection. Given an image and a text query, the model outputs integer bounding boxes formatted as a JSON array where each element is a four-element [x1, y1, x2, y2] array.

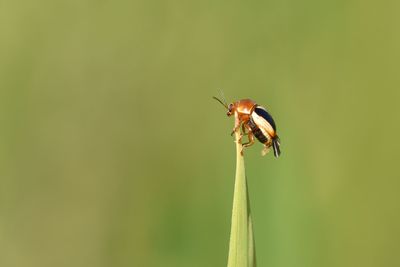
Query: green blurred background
[[1, 1, 400, 266]]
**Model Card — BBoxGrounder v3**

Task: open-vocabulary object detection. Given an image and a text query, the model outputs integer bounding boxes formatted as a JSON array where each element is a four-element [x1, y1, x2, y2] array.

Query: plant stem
[[227, 120, 256, 267]]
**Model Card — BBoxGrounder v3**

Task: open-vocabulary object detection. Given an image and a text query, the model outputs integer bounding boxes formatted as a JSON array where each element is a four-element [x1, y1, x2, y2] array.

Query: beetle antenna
[[219, 89, 228, 106], [212, 96, 228, 109], [213, 89, 229, 109]]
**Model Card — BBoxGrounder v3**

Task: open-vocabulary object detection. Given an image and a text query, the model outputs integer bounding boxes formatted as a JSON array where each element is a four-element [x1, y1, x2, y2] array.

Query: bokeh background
[[1, 1, 400, 266]]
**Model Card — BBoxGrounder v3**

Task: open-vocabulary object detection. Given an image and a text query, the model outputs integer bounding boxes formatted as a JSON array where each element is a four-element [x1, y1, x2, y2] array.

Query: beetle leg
[[242, 130, 255, 147], [231, 126, 240, 136], [241, 123, 249, 136], [235, 122, 252, 145], [241, 130, 255, 155], [231, 113, 241, 136], [236, 123, 249, 143], [261, 140, 273, 156]]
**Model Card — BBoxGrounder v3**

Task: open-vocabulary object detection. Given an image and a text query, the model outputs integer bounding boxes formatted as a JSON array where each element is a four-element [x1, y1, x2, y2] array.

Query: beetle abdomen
[[247, 118, 269, 143]]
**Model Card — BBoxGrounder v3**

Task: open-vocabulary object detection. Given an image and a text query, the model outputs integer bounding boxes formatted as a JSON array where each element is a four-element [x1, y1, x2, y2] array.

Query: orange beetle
[[214, 96, 281, 157]]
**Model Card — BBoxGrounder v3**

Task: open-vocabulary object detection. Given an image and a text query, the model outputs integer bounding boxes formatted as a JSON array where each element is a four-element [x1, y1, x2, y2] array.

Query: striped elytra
[[253, 107, 276, 131]]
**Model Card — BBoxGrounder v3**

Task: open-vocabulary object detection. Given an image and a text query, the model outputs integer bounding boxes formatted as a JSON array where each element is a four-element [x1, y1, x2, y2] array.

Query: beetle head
[[213, 91, 236, 116], [226, 103, 234, 116]]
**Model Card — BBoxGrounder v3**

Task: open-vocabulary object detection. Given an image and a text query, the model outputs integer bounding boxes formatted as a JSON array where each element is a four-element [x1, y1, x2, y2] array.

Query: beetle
[[213, 96, 281, 157]]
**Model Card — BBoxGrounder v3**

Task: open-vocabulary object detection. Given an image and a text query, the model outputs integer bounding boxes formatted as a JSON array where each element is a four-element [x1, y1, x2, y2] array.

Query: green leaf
[[227, 125, 256, 267]]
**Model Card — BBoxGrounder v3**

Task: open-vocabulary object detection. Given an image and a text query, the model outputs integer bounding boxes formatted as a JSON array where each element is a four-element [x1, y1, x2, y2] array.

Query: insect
[[213, 95, 281, 157]]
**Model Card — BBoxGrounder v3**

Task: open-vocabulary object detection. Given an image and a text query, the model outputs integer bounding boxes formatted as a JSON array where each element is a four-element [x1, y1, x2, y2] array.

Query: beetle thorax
[[234, 99, 257, 115]]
